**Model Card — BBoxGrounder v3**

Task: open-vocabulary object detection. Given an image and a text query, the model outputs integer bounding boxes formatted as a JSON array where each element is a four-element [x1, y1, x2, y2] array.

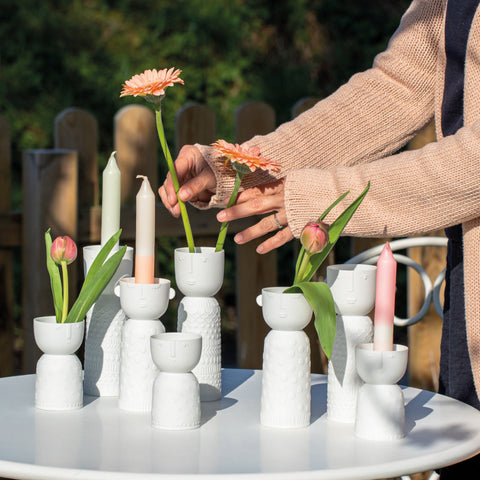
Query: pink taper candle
[[135, 175, 155, 284], [373, 242, 397, 351]]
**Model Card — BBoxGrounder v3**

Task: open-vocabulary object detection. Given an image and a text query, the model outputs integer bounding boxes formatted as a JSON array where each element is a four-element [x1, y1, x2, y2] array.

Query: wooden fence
[[0, 100, 444, 391]]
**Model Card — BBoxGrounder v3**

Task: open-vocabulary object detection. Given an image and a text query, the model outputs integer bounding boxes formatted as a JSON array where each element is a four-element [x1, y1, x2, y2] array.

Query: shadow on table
[[311, 383, 328, 422]]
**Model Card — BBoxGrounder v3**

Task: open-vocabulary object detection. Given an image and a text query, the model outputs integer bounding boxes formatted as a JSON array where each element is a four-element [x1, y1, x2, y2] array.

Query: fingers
[[256, 227, 295, 254], [178, 168, 216, 203]]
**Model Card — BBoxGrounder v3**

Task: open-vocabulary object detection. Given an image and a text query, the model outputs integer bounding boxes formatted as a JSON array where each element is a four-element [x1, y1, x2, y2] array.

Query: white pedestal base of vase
[[83, 245, 133, 397], [327, 314, 373, 423], [178, 296, 221, 402], [257, 287, 312, 428], [355, 343, 409, 441], [118, 319, 165, 412], [175, 247, 224, 403], [33, 316, 85, 411]]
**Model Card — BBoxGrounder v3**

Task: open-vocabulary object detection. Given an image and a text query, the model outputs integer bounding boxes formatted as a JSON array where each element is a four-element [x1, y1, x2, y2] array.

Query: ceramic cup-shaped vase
[[175, 247, 224, 402], [116, 277, 175, 412], [151, 332, 202, 430], [82, 245, 133, 397], [325, 264, 376, 423], [257, 287, 312, 428], [355, 343, 409, 440], [34, 316, 85, 410]]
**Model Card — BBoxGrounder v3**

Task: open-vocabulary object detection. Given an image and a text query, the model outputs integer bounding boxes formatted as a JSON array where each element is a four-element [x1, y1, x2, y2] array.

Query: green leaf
[[296, 182, 370, 283], [65, 245, 127, 323], [284, 281, 336, 360], [45, 229, 63, 322], [81, 229, 122, 293]]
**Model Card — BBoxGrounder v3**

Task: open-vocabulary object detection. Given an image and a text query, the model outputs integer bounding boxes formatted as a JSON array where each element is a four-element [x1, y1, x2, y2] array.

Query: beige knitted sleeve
[[194, 0, 443, 210]]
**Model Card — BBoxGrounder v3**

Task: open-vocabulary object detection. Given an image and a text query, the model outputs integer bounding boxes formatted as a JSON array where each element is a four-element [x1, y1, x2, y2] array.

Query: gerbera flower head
[[120, 68, 184, 104], [212, 139, 280, 174]]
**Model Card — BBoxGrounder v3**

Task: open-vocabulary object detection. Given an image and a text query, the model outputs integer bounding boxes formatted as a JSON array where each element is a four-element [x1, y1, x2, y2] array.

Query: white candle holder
[[325, 264, 376, 423], [150, 332, 202, 430], [115, 277, 175, 412], [355, 343, 409, 440], [175, 247, 224, 402], [257, 287, 312, 428], [83, 245, 133, 397], [34, 316, 85, 410]]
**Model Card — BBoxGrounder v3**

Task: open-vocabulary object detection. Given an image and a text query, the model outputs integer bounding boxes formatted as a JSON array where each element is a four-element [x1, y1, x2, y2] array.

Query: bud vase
[[115, 277, 175, 412], [175, 247, 224, 402], [325, 264, 376, 423], [34, 316, 85, 411], [257, 287, 312, 428], [82, 245, 133, 397]]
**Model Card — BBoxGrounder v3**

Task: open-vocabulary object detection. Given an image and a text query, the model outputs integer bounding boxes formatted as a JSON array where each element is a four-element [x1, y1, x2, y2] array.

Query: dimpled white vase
[[151, 332, 202, 430], [355, 343, 409, 440], [83, 245, 133, 397], [326, 264, 376, 423], [257, 287, 312, 428], [175, 247, 224, 402], [34, 316, 85, 411], [116, 278, 175, 412]]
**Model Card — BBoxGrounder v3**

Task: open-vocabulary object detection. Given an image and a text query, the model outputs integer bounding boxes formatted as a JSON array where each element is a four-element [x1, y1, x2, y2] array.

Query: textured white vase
[[151, 332, 202, 430], [34, 316, 85, 411], [117, 278, 175, 412], [82, 245, 133, 397], [175, 247, 224, 402], [257, 287, 312, 428], [355, 343, 408, 440], [326, 264, 376, 423]]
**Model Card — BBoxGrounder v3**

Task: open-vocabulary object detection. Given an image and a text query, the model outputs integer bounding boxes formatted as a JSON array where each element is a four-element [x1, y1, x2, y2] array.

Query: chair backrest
[[345, 237, 447, 327]]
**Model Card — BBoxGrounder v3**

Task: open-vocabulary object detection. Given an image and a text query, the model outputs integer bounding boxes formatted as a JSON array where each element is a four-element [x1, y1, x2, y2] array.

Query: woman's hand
[[216, 179, 294, 254], [158, 145, 216, 217]]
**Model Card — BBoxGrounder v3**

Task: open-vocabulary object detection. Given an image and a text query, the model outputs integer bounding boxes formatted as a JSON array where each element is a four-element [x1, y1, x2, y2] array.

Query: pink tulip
[[50, 236, 77, 265], [300, 221, 329, 254]]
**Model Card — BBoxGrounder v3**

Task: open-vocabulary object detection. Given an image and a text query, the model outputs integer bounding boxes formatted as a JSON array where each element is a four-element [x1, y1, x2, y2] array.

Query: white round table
[[0, 369, 480, 479]]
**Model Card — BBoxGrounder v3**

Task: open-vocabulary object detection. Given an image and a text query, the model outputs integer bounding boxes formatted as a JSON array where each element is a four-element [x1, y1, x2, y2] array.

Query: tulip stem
[[215, 171, 243, 252], [295, 251, 312, 285], [61, 260, 69, 323]]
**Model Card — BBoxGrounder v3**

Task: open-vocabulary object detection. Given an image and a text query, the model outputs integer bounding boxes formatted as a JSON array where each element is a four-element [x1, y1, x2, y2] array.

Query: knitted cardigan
[[194, 0, 480, 399]]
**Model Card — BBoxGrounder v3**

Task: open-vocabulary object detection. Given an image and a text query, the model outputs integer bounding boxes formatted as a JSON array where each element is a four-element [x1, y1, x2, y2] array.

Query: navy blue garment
[[438, 0, 480, 477]]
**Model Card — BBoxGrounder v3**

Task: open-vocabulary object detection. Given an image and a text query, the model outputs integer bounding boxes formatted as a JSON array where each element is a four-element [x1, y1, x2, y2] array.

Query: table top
[[0, 369, 480, 480]]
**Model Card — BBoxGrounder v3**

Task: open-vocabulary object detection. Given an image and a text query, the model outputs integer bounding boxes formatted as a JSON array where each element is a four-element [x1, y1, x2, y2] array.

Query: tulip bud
[[50, 236, 77, 265], [300, 221, 329, 254]]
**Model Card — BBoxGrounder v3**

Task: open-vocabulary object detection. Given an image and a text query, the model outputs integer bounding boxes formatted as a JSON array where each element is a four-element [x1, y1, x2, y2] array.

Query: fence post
[[235, 101, 277, 369], [114, 105, 157, 204], [0, 115, 15, 376], [22, 149, 78, 373], [175, 103, 216, 153]]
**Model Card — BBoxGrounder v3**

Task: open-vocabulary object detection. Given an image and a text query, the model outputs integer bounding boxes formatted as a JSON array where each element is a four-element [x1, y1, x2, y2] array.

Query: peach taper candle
[[373, 242, 397, 351], [135, 175, 155, 284]]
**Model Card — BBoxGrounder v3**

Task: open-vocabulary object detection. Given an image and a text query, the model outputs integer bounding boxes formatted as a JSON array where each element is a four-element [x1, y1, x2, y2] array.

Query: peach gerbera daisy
[[120, 67, 184, 98], [212, 139, 280, 173]]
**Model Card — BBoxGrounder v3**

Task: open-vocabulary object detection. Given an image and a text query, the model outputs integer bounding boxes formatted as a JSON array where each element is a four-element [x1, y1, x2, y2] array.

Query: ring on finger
[[273, 213, 283, 230]]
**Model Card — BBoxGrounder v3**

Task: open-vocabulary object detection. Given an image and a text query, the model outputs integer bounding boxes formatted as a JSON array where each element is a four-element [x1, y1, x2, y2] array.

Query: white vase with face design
[[82, 245, 133, 397], [116, 277, 175, 412], [175, 247, 224, 402], [34, 316, 85, 410], [257, 287, 312, 428], [325, 264, 376, 423]]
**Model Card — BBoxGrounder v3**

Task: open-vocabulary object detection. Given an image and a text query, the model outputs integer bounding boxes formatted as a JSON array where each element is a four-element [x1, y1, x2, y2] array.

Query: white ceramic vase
[[257, 287, 312, 428], [355, 343, 409, 440], [116, 277, 175, 412], [325, 264, 376, 423], [34, 316, 85, 410], [151, 332, 202, 430], [175, 247, 224, 402], [82, 245, 133, 397]]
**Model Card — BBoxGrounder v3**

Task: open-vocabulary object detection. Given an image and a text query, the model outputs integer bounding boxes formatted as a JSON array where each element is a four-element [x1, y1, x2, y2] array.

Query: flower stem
[[61, 260, 69, 323], [155, 107, 195, 253], [295, 251, 312, 284], [215, 172, 243, 252]]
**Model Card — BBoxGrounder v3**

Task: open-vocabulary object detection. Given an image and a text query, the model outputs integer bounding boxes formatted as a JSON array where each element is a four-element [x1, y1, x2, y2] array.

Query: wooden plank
[[235, 101, 277, 369], [175, 103, 216, 153], [0, 211, 21, 248], [292, 97, 319, 118], [114, 105, 157, 204], [0, 115, 15, 376], [22, 150, 78, 373]]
